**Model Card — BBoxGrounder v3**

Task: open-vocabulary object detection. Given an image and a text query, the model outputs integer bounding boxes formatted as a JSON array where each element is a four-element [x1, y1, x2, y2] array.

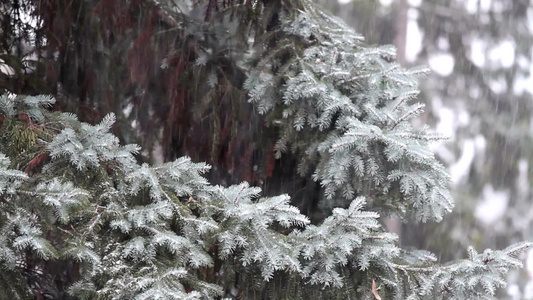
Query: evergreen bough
[[0, 1, 531, 299]]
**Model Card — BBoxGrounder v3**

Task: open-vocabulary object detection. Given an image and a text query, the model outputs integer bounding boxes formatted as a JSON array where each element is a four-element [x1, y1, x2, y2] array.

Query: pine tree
[[317, 1, 533, 296], [1, 0, 531, 299]]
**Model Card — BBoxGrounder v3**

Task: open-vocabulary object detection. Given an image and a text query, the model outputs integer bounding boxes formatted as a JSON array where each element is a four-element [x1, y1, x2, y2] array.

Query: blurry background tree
[[318, 0, 533, 298], [0, 0, 326, 219]]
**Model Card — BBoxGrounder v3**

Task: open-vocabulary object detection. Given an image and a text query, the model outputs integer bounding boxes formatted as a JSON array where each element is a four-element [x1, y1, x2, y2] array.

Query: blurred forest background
[[1, 0, 533, 298]]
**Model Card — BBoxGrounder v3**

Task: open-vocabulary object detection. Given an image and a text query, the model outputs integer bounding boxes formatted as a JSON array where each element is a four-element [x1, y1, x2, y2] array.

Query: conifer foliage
[[245, 0, 452, 221], [0, 95, 530, 299], [0, 0, 531, 299]]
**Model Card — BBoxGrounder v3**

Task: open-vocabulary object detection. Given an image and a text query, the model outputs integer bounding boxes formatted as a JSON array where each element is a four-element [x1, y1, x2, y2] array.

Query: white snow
[[428, 53, 455, 77], [437, 37, 450, 51], [379, 0, 393, 7], [435, 106, 455, 138], [0, 59, 15, 76], [449, 139, 476, 185], [489, 40, 515, 68], [465, 0, 478, 14], [406, 9, 423, 62], [474, 184, 508, 224], [457, 109, 470, 126], [474, 134, 486, 153], [470, 38, 486, 67], [489, 76, 508, 94], [508, 283, 521, 300], [480, 0, 492, 12], [123, 103, 134, 117], [408, 0, 422, 7], [514, 74, 529, 95]]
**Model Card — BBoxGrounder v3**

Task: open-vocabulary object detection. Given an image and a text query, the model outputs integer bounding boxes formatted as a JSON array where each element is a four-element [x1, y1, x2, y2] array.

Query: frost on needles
[[0, 2, 531, 300], [244, 0, 452, 222], [0, 96, 530, 299]]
